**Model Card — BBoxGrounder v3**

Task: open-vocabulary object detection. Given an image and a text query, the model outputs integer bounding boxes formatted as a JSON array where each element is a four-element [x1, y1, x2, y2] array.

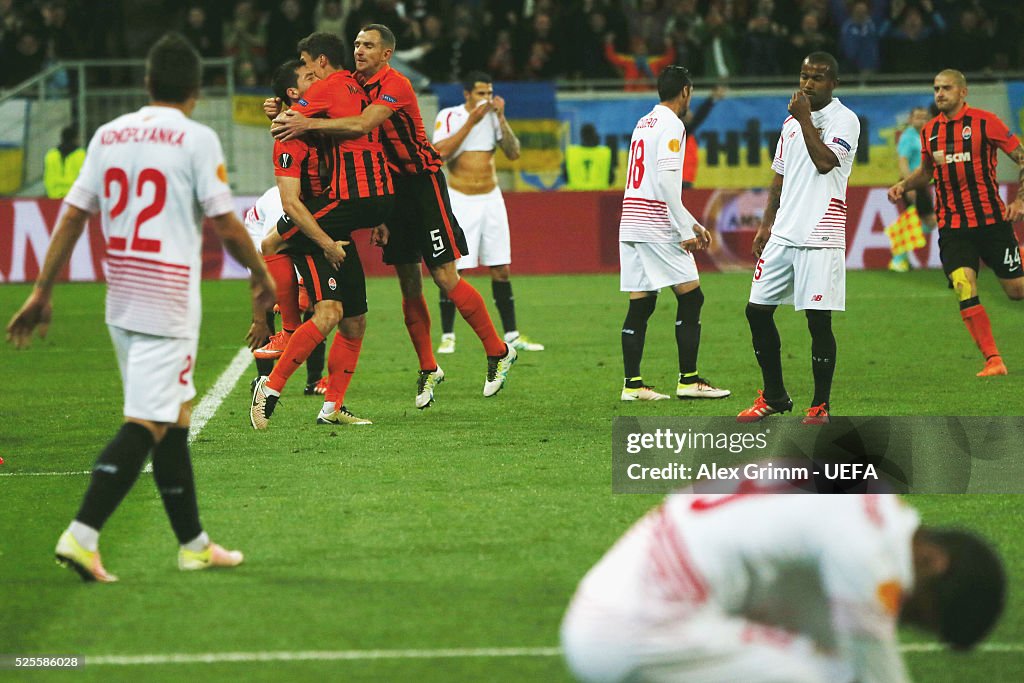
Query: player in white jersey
[[243, 185, 327, 395], [431, 71, 544, 355], [739, 52, 859, 425], [6, 33, 275, 583], [561, 492, 1005, 683], [618, 66, 729, 402]]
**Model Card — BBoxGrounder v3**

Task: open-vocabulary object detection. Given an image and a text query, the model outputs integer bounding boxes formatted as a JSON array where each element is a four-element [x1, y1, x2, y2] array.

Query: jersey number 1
[[627, 139, 645, 189], [104, 167, 167, 252]]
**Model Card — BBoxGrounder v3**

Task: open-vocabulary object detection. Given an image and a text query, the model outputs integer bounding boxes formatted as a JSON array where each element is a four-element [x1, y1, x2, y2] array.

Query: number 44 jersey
[[65, 105, 235, 339], [618, 104, 689, 244]]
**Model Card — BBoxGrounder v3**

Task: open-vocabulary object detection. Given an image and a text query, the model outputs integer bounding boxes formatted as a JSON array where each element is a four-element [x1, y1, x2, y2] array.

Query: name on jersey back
[[100, 127, 185, 146]]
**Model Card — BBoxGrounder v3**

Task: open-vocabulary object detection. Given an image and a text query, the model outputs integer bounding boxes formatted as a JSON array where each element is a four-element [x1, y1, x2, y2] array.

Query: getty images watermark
[[612, 416, 1024, 494]]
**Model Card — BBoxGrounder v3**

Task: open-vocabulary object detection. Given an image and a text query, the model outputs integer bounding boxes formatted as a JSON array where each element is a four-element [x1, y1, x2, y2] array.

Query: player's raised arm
[[6, 204, 91, 348], [433, 100, 493, 161], [493, 95, 521, 161], [789, 90, 840, 174]]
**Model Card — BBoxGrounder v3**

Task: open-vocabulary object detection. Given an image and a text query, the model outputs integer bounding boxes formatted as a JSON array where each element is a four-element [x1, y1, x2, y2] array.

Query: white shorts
[[749, 241, 846, 311], [561, 598, 847, 683], [449, 186, 511, 269], [620, 241, 699, 292], [108, 325, 198, 423]]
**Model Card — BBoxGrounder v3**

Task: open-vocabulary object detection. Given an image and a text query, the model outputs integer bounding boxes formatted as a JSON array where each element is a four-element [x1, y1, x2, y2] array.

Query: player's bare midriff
[[447, 150, 497, 194]]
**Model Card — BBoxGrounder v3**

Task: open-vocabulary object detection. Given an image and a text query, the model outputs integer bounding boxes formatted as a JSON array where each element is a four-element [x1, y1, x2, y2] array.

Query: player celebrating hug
[[739, 52, 859, 425]]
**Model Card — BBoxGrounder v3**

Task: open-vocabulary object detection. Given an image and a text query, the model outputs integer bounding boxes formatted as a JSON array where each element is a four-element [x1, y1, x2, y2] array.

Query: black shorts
[[291, 242, 368, 317], [382, 170, 469, 268], [938, 221, 1023, 280], [278, 194, 393, 254]]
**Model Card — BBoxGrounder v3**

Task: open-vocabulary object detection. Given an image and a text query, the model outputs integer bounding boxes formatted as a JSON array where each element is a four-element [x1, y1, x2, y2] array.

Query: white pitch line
[[1, 347, 251, 478], [78, 642, 1024, 667], [87, 647, 563, 666]]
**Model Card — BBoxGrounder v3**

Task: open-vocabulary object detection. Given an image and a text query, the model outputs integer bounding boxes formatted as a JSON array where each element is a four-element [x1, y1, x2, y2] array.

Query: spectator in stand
[[6, 31, 45, 86], [945, 7, 992, 73], [412, 14, 448, 82], [574, 12, 619, 80], [625, 0, 669, 59], [40, 1, 83, 61], [741, 0, 787, 76], [666, 0, 705, 76], [224, 0, 267, 83], [839, 0, 880, 74], [787, 11, 835, 67], [181, 6, 222, 58], [604, 34, 677, 92], [315, 0, 345, 37], [517, 11, 561, 80], [881, 1, 946, 74], [449, 20, 486, 82], [266, 0, 312, 72], [487, 28, 518, 81], [697, 0, 739, 78]]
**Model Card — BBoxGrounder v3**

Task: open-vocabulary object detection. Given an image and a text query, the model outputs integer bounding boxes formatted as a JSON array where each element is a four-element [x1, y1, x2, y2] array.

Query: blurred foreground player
[[562, 494, 1005, 683], [6, 33, 275, 582], [888, 69, 1024, 377]]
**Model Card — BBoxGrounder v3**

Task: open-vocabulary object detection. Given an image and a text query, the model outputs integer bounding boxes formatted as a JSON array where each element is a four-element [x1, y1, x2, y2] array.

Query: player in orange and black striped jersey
[[270, 24, 517, 409], [889, 69, 1024, 378], [251, 36, 397, 431]]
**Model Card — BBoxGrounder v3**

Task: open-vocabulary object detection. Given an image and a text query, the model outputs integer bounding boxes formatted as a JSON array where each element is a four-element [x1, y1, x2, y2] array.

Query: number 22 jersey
[[65, 105, 235, 339]]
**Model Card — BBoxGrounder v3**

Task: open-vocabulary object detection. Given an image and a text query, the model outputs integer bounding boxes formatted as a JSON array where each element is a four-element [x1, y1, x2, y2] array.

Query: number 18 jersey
[[65, 105, 235, 339], [619, 104, 687, 243]]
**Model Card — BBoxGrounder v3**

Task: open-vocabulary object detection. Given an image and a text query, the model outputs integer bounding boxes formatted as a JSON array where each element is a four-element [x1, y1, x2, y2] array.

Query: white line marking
[[1, 347, 251, 478], [79, 643, 1024, 666]]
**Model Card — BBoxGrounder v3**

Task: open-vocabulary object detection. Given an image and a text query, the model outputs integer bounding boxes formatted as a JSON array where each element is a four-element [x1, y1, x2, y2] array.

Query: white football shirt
[[432, 103, 502, 158], [243, 186, 284, 250], [574, 494, 917, 683], [66, 105, 234, 339], [770, 97, 860, 248], [619, 104, 687, 243]]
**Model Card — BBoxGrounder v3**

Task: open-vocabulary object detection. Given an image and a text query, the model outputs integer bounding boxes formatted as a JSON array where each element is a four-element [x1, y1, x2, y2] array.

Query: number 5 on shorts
[[754, 258, 765, 281], [430, 228, 445, 256]]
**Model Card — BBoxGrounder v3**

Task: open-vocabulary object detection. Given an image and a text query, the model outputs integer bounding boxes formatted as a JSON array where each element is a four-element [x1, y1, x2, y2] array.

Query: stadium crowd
[[2, 0, 1023, 89]]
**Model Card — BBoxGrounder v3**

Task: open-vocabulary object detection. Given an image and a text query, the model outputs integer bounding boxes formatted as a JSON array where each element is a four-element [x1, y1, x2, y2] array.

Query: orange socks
[[448, 279, 505, 357], [325, 334, 362, 405], [267, 320, 326, 393], [402, 295, 437, 371], [264, 253, 302, 331], [960, 303, 1000, 360]]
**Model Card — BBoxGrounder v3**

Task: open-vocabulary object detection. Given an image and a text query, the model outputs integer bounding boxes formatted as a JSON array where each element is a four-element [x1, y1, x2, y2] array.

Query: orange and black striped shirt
[[921, 105, 1020, 229], [272, 136, 325, 199], [360, 65, 443, 176], [291, 69, 394, 200]]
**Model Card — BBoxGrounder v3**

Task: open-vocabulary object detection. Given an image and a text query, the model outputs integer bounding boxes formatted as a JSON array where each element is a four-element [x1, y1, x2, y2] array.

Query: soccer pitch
[[2, 270, 1022, 681]]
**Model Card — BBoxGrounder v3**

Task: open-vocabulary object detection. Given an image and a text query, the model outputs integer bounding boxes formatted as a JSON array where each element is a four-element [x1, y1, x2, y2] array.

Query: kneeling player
[[562, 493, 1005, 683]]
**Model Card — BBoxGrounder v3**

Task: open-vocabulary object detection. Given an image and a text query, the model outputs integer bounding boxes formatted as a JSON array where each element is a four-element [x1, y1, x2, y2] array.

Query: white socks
[[69, 521, 99, 552]]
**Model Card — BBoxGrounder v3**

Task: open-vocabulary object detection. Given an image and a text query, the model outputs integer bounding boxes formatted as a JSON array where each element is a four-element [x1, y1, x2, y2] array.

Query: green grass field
[[2, 270, 1023, 681]]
